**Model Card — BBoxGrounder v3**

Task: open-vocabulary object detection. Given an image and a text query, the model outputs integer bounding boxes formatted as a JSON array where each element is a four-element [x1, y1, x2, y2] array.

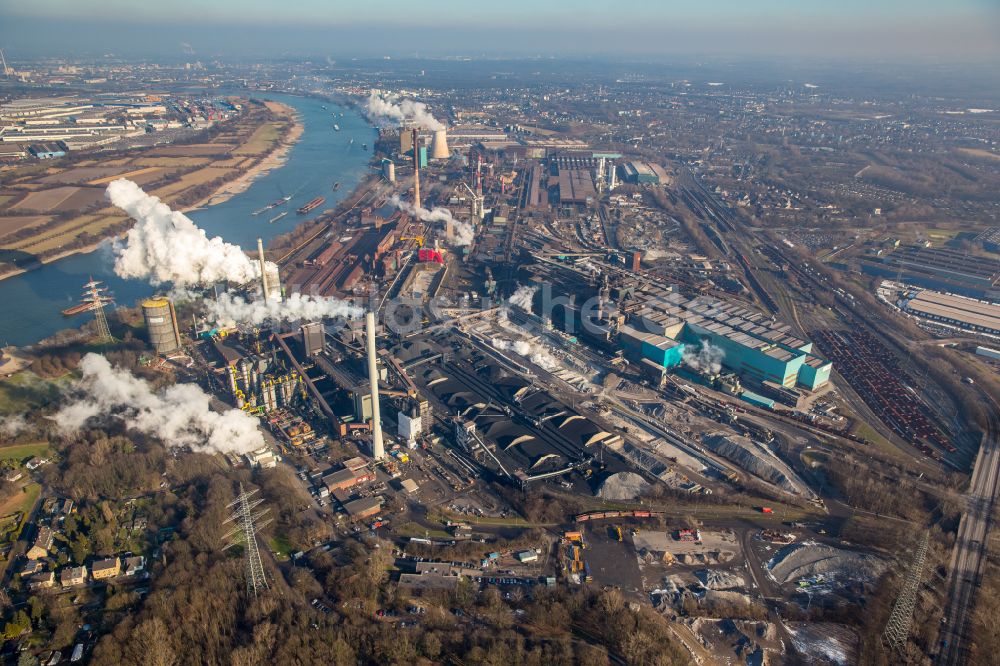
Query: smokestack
[[430, 128, 450, 160], [257, 237, 269, 305], [365, 311, 385, 459], [412, 129, 421, 210]]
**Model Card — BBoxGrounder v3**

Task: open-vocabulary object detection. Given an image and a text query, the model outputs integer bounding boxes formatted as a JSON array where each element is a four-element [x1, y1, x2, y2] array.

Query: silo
[[430, 128, 450, 159], [142, 297, 182, 354], [382, 159, 396, 183]]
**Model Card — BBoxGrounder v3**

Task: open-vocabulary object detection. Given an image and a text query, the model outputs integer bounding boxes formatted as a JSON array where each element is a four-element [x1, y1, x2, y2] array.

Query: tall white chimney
[[257, 237, 269, 305], [365, 311, 385, 459]]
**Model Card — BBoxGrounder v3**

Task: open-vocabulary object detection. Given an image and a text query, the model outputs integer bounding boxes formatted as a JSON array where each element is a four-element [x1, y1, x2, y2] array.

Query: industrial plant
[[2, 40, 998, 666]]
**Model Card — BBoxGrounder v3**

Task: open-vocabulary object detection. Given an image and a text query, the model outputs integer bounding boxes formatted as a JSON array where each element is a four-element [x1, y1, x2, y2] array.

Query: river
[[0, 93, 375, 347]]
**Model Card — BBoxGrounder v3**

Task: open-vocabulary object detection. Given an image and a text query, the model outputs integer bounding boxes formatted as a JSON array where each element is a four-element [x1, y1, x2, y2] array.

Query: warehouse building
[[342, 496, 383, 521], [620, 161, 668, 185], [617, 291, 832, 390], [902, 289, 1000, 336], [861, 245, 1000, 300], [975, 227, 1000, 253], [557, 168, 597, 205], [323, 465, 376, 493]]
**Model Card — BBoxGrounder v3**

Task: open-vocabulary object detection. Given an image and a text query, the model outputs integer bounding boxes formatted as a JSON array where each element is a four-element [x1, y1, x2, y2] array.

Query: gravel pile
[[596, 471, 650, 499], [702, 433, 801, 494], [695, 568, 746, 590], [767, 542, 885, 586]]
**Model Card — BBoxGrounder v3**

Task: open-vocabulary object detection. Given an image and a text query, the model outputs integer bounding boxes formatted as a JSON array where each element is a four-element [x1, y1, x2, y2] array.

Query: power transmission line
[[222, 484, 272, 598], [882, 531, 930, 654]]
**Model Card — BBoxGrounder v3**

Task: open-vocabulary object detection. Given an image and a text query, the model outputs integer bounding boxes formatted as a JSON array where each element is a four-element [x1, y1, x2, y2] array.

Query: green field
[[0, 482, 41, 542], [0, 442, 50, 462], [0, 372, 62, 415], [234, 123, 281, 156], [268, 533, 294, 559], [394, 521, 452, 540]]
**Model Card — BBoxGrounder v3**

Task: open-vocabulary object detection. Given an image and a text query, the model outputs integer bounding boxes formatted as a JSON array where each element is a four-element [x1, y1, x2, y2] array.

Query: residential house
[[28, 571, 55, 590], [27, 527, 54, 560], [124, 555, 146, 577], [59, 566, 88, 588], [90, 557, 120, 580]]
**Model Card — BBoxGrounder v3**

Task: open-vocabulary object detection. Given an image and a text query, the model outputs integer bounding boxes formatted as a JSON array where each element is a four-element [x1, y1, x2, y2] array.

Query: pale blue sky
[[5, 0, 998, 25], [1, 0, 997, 58]]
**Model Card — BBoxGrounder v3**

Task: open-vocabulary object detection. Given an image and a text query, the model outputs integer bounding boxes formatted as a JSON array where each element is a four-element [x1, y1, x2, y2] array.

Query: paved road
[[937, 398, 1000, 664]]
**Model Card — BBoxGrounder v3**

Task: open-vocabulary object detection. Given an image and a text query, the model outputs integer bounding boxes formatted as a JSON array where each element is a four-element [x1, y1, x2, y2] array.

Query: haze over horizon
[[1, 0, 998, 61]]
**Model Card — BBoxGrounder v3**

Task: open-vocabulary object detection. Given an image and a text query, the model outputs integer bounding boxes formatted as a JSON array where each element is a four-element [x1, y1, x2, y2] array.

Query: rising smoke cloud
[[508, 284, 537, 311], [0, 415, 27, 439], [388, 194, 474, 246], [107, 179, 262, 288], [363, 90, 443, 130], [207, 292, 362, 326], [683, 340, 725, 375], [54, 353, 263, 454], [492, 337, 558, 371]]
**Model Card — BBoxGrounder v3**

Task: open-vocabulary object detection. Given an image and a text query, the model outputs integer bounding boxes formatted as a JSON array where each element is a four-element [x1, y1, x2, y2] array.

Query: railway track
[[274, 179, 383, 267], [936, 397, 1000, 664]]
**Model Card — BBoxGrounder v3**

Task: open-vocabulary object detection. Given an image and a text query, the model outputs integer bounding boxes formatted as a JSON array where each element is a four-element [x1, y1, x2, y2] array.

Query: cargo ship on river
[[252, 195, 292, 216], [297, 196, 325, 214], [61, 302, 95, 317]]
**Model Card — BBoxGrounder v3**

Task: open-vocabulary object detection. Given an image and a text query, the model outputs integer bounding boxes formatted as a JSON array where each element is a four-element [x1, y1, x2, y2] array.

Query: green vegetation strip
[[0, 442, 50, 461]]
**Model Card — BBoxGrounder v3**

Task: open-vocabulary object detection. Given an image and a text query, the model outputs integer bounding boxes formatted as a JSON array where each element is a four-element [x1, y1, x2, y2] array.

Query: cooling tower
[[430, 128, 450, 160], [142, 297, 181, 355], [365, 311, 385, 459]]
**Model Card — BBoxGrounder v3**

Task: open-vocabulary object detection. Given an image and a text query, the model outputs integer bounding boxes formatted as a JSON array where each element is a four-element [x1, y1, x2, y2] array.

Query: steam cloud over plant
[[107, 179, 265, 287], [206, 292, 362, 326], [508, 284, 537, 311], [363, 90, 444, 130], [492, 337, 558, 370], [388, 194, 474, 246], [683, 339, 725, 375], [54, 353, 263, 454]]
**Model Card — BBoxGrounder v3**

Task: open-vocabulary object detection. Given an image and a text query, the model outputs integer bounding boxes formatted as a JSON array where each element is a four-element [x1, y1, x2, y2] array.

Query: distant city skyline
[[1, 0, 998, 59]]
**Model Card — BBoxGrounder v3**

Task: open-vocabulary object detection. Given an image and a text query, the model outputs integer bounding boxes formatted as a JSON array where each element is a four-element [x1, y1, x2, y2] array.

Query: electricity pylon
[[80, 278, 115, 343], [222, 484, 272, 598], [882, 531, 929, 654]]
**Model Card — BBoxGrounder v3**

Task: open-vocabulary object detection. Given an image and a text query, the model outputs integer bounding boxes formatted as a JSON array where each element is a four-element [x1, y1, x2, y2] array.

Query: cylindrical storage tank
[[141, 297, 181, 354], [382, 159, 396, 183]]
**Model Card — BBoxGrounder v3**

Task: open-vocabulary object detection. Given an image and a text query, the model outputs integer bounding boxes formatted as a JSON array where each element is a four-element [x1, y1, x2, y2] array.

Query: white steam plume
[[0, 414, 27, 439], [107, 179, 261, 287], [207, 292, 362, 326], [508, 284, 537, 311], [54, 353, 263, 454], [683, 340, 725, 375], [389, 194, 474, 246], [492, 337, 557, 371], [363, 90, 443, 130]]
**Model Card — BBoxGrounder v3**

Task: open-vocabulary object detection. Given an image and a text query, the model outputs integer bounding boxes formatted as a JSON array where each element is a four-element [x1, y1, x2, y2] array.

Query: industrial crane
[[399, 235, 425, 247], [459, 182, 484, 221]]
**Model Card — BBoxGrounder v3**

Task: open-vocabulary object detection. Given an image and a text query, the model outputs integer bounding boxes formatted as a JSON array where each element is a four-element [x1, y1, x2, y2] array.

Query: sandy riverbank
[[186, 102, 304, 210], [0, 102, 305, 283]]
